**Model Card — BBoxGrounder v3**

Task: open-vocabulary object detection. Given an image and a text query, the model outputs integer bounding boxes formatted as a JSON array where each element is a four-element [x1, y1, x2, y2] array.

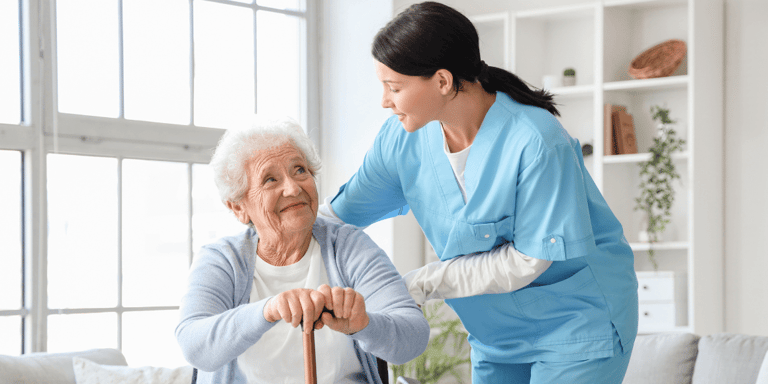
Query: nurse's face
[[375, 60, 447, 133]]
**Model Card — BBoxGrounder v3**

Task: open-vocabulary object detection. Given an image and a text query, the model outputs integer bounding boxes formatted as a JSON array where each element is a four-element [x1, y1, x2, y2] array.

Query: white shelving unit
[[472, 0, 724, 335], [471, 13, 511, 72]]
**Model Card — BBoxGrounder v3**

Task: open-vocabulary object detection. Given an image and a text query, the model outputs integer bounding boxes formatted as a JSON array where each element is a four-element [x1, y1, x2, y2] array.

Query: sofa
[[0, 348, 192, 384], [395, 333, 768, 384], [2, 333, 767, 384], [623, 332, 768, 384]]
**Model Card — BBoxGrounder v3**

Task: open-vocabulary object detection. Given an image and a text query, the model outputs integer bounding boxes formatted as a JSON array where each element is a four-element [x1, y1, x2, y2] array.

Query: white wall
[[723, 0, 768, 336], [319, 0, 392, 201], [319, 0, 424, 275]]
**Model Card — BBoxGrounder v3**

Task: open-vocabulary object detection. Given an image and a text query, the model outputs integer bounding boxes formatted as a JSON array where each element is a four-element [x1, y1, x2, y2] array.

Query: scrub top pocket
[[442, 217, 514, 259], [515, 264, 614, 358]]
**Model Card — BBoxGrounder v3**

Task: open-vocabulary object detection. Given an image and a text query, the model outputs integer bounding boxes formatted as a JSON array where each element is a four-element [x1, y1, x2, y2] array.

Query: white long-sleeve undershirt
[[318, 197, 550, 306]]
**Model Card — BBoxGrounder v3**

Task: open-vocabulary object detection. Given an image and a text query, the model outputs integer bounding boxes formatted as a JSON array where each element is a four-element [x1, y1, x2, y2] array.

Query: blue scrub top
[[331, 93, 638, 363]]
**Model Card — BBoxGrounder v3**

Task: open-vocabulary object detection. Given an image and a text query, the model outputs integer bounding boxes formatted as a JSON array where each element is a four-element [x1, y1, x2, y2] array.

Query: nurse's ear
[[433, 69, 454, 96]]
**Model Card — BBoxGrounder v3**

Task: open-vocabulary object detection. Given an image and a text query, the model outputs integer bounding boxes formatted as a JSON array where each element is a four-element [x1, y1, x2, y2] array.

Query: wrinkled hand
[[316, 284, 369, 335], [263, 288, 327, 333]]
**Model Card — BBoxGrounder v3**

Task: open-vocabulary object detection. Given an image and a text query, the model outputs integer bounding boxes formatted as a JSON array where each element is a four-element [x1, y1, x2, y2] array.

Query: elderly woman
[[175, 117, 429, 384]]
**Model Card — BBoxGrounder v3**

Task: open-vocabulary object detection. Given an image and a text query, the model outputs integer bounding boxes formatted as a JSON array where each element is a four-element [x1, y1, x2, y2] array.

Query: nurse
[[322, 2, 638, 383]]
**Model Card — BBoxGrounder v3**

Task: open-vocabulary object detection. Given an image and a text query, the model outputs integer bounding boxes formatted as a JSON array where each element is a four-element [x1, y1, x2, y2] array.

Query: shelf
[[547, 84, 594, 98], [603, 151, 689, 164], [471, 0, 723, 335], [604, 0, 688, 11], [515, 3, 595, 20], [471, 13, 510, 71], [603, 76, 688, 92], [631, 241, 689, 252], [514, 4, 595, 90], [471, 12, 508, 23]]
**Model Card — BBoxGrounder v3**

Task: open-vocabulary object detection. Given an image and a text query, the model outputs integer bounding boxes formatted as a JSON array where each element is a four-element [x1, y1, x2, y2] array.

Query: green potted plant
[[390, 301, 471, 384], [562, 67, 576, 86], [634, 105, 686, 270]]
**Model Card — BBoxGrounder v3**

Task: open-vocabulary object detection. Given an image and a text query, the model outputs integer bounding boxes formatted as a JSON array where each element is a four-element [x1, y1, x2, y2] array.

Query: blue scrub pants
[[471, 330, 633, 383]]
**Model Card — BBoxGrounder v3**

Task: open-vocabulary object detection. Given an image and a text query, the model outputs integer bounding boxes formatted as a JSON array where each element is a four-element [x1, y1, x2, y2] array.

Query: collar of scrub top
[[425, 92, 509, 214]]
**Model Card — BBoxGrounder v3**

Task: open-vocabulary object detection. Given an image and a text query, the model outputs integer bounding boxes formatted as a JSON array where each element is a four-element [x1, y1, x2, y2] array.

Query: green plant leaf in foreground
[[390, 301, 472, 384]]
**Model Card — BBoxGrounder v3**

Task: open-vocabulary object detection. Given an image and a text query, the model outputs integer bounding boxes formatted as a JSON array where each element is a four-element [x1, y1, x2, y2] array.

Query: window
[[0, 0, 316, 364], [0, 0, 21, 124], [0, 150, 22, 356]]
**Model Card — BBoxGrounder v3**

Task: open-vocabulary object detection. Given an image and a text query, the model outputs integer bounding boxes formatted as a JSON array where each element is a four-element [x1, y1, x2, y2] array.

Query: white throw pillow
[[73, 357, 193, 384], [756, 352, 768, 384]]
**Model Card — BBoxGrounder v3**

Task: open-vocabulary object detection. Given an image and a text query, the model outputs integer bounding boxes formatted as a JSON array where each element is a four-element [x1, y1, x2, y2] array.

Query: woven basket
[[628, 39, 687, 79]]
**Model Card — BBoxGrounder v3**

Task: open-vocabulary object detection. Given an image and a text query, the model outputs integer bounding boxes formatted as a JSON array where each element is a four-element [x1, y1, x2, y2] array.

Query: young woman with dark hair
[[320, 2, 638, 382]]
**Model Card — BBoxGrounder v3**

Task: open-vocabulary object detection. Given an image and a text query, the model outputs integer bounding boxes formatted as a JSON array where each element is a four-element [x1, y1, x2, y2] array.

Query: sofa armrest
[[0, 348, 127, 384]]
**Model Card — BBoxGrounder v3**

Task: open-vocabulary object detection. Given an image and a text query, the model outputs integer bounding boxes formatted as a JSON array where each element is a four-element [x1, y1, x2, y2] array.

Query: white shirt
[[237, 237, 365, 384], [441, 126, 472, 203]]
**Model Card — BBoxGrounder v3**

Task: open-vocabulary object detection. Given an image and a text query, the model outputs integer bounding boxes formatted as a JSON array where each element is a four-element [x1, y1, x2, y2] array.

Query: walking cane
[[302, 307, 333, 384], [303, 323, 318, 384]]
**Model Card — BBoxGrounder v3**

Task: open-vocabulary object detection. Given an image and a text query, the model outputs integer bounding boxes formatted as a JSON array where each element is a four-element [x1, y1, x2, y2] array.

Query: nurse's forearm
[[403, 243, 551, 305]]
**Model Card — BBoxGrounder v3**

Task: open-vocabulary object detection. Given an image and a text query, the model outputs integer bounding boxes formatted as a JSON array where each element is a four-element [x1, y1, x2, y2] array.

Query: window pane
[[192, 164, 246, 253], [47, 313, 117, 353], [0, 0, 20, 125], [122, 160, 189, 307], [257, 11, 303, 123], [257, 0, 305, 12], [56, 0, 119, 117], [123, 0, 190, 125], [123, 310, 186, 368], [0, 316, 21, 356], [47, 154, 118, 309], [193, 1, 255, 129], [0, 151, 22, 310]]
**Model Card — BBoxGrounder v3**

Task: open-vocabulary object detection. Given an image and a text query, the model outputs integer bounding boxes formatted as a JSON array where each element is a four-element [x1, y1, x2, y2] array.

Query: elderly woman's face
[[230, 142, 318, 236]]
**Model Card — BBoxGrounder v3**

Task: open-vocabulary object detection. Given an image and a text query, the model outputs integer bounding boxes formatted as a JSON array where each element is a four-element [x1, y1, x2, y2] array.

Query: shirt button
[[551, 238, 556, 243], [484, 234, 490, 238]]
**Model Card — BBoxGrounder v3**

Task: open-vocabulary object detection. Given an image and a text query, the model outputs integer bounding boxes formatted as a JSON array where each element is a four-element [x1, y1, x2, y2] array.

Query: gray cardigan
[[175, 216, 430, 383]]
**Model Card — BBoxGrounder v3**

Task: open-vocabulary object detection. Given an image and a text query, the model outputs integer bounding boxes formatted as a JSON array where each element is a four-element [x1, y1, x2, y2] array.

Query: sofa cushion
[[757, 352, 768, 384], [72, 357, 192, 384], [691, 333, 768, 384], [622, 332, 700, 384], [0, 348, 127, 384]]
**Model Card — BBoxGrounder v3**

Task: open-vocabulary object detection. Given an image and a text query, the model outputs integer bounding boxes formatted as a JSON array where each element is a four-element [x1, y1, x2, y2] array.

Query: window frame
[[1, 0, 320, 355]]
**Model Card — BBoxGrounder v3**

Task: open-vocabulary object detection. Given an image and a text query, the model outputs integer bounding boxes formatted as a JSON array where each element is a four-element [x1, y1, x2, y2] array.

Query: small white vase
[[562, 75, 576, 86], [542, 75, 561, 90], [638, 228, 650, 243]]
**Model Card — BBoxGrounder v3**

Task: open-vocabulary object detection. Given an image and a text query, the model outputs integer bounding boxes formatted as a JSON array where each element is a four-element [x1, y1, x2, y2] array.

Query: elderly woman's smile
[[280, 201, 308, 212]]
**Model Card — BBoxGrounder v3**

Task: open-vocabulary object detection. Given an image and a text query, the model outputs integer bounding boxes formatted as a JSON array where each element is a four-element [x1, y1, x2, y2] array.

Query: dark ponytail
[[372, 1, 559, 117]]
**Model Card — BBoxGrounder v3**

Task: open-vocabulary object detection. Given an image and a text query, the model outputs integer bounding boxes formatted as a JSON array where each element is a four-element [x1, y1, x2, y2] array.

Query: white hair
[[209, 116, 321, 205]]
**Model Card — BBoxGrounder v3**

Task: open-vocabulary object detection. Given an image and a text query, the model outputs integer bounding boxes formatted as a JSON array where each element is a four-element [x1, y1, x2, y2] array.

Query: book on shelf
[[611, 107, 638, 155], [603, 104, 625, 155]]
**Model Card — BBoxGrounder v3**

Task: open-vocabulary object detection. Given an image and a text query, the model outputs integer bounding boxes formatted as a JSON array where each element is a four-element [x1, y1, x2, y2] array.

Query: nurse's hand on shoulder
[[263, 288, 327, 333], [316, 284, 369, 335]]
